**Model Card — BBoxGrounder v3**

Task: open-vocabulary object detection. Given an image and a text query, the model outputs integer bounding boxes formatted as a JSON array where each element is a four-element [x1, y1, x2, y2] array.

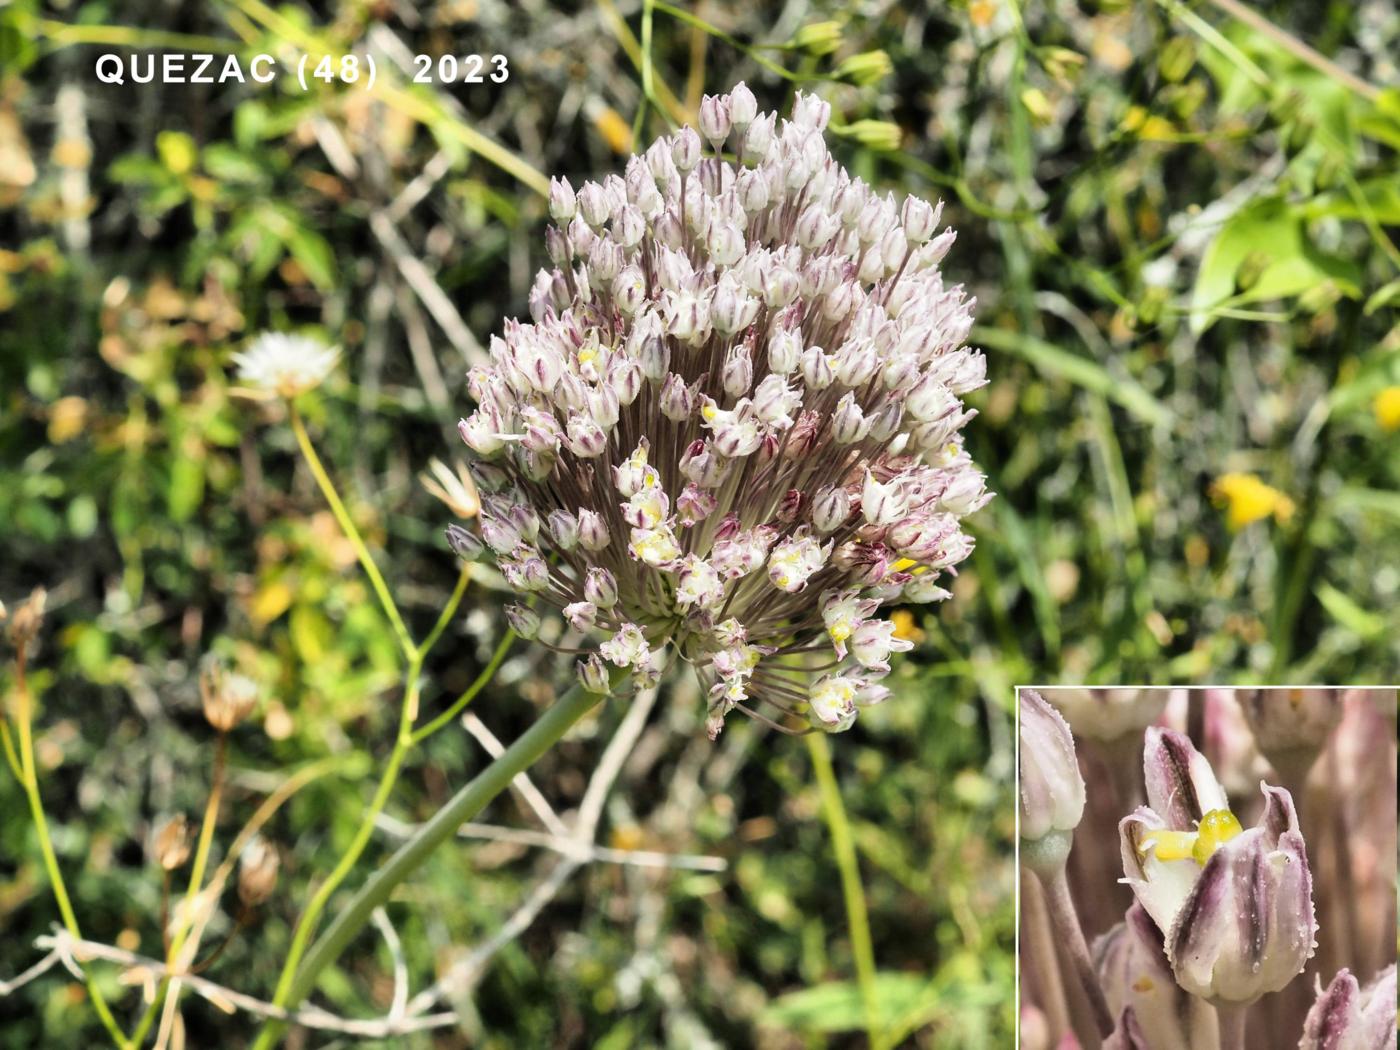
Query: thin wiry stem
[[7, 645, 131, 1048], [288, 403, 415, 660]]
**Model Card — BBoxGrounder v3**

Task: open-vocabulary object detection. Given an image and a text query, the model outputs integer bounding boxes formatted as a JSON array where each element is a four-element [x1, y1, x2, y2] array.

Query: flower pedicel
[[454, 83, 991, 736]]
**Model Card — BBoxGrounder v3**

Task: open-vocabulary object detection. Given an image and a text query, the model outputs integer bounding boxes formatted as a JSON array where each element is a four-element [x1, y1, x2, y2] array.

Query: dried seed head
[[237, 838, 280, 908], [454, 86, 991, 737], [7, 587, 46, 648], [199, 656, 258, 733], [153, 814, 192, 871]]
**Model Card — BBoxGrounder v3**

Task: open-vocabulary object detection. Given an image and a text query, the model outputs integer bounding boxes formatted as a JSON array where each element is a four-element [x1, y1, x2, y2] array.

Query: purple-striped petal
[[1143, 727, 1229, 830]]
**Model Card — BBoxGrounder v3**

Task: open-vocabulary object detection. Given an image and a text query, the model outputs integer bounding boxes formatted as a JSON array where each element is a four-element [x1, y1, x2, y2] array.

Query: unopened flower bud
[[900, 196, 942, 244], [577, 182, 611, 228], [577, 510, 611, 551], [671, 126, 701, 174], [744, 113, 776, 161], [812, 486, 852, 532], [698, 93, 732, 146], [505, 604, 541, 639], [445, 524, 484, 561], [584, 567, 618, 608], [721, 345, 754, 398], [729, 82, 757, 133], [548, 177, 577, 222], [545, 510, 579, 551], [578, 654, 612, 694], [1019, 689, 1085, 864]]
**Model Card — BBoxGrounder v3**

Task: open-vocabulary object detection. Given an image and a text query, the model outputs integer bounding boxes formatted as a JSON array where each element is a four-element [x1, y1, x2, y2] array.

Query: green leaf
[[972, 326, 1172, 427], [202, 143, 267, 184], [1315, 582, 1385, 640], [285, 226, 337, 291], [1303, 179, 1400, 225], [761, 973, 938, 1033], [1190, 196, 1361, 333]]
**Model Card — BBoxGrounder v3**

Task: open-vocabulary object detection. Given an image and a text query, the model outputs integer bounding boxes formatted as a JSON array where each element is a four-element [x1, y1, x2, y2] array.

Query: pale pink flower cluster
[[456, 84, 991, 736]]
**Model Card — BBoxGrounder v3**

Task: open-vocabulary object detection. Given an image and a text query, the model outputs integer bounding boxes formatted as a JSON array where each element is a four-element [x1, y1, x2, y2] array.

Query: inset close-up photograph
[[3, 0, 1399, 1046], [1018, 687, 1398, 1049]]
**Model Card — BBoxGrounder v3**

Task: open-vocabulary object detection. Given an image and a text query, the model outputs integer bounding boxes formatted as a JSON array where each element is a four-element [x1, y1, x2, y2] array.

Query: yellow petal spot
[[1375, 386, 1400, 432], [1132, 977, 1154, 993], [1210, 473, 1295, 530]]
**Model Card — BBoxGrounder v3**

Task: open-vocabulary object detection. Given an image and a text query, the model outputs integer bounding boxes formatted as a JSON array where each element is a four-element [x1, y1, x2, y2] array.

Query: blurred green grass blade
[[760, 973, 937, 1034], [971, 326, 1172, 427], [1314, 582, 1386, 639]]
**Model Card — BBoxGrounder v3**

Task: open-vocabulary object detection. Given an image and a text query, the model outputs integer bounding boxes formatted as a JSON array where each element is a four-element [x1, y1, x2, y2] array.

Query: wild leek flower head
[[456, 84, 990, 737], [233, 332, 340, 398], [1299, 964, 1397, 1050]]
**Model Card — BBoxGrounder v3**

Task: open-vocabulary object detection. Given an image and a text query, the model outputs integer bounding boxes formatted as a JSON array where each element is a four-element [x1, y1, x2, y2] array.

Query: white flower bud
[[578, 653, 612, 694], [812, 486, 852, 532], [831, 393, 869, 444], [721, 344, 754, 398], [698, 93, 732, 146], [800, 347, 835, 390], [671, 126, 701, 173], [583, 567, 618, 608], [744, 112, 776, 161], [577, 509, 611, 551], [577, 181, 611, 228], [548, 177, 577, 222], [505, 604, 541, 639], [729, 81, 757, 133], [768, 328, 802, 374]]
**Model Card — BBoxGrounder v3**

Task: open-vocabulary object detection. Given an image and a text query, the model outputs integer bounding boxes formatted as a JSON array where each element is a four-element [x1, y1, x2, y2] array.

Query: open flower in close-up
[[455, 84, 991, 736], [1119, 727, 1316, 1004]]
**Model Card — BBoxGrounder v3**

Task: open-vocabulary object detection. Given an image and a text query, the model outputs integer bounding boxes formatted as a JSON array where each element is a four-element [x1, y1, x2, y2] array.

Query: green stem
[[250, 683, 605, 1049], [806, 733, 885, 1050], [263, 661, 424, 1016], [288, 404, 415, 661], [11, 663, 131, 1048], [410, 629, 517, 745], [417, 564, 471, 662]]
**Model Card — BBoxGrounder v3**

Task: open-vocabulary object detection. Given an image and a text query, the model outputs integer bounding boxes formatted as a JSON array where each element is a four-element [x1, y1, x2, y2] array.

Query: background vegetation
[[1, 0, 1396, 1046]]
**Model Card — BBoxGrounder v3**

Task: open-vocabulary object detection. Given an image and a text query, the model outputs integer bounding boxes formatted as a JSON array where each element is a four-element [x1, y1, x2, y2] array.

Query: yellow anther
[[1140, 808, 1244, 867], [1192, 808, 1243, 864]]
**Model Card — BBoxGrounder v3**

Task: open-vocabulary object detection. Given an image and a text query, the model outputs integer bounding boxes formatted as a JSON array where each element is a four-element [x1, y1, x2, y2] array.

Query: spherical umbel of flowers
[[454, 84, 991, 737]]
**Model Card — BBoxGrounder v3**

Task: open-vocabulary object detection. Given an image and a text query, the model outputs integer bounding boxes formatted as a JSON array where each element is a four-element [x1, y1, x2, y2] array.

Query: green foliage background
[[0, 0, 1396, 1046]]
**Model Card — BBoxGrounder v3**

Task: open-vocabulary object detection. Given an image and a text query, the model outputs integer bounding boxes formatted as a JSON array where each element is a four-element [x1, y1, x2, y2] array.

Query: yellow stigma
[[829, 622, 851, 642], [579, 348, 596, 365], [701, 403, 718, 421], [1140, 808, 1244, 866]]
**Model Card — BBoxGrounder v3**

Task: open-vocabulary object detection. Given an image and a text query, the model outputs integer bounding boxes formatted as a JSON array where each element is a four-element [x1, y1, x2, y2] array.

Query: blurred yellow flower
[[1211, 473, 1295, 530], [890, 609, 925, 644], [1374, 386, 1400, 432]]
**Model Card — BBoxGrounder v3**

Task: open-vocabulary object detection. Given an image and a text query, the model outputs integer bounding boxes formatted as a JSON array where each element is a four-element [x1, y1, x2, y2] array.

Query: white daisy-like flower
[[233, 332, 340, 398]]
